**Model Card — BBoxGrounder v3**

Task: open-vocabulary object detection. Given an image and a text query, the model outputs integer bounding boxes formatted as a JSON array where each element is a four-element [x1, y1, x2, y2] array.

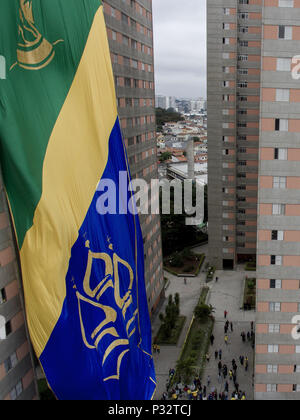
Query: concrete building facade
[[207, 0, 261, 271], [208, 0, 300, 400], [0, 171, 38, 400], [103, 0, 165, 315], [256, 0, 300, 400]]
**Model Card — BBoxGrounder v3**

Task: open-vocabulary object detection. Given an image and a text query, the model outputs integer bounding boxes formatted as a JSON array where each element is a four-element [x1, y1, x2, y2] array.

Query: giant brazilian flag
[[0, 0, 156, 400]]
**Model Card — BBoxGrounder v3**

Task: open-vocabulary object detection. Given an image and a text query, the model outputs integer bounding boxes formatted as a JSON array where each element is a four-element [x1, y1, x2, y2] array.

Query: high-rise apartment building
[[103, 0, 165, 315], [256, 0, 300, 401], [208, 0, 300, 400], [0, 171, 38, 400], [207, 0, 261, 271]]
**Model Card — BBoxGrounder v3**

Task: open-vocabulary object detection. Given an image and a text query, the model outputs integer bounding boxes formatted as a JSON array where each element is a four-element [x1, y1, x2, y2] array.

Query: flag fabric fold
[[0, 0, 156, 400]]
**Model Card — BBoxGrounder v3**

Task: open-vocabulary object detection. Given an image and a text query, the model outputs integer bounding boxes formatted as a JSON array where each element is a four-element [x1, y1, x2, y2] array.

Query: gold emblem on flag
[[11, 1, 63, 71], [74, 239, 138, 382]]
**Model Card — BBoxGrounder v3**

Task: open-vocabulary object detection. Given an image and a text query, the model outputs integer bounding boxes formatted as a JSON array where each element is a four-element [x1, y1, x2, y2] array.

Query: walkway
[[151, 248, 256, 400], [202, 270, 255, 400], [152, 269, 206, 398]]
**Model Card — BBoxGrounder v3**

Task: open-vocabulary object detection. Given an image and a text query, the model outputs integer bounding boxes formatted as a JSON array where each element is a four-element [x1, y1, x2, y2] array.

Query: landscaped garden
[[155, 293, 186, 345], [245, 261, 256, 271], [172, 287, 215, 384], [164, 248, 205, 277]]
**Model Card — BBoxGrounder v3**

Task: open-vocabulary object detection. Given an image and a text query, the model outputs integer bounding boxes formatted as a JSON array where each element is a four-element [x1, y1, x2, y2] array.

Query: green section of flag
[[0, 0, 101, 248]]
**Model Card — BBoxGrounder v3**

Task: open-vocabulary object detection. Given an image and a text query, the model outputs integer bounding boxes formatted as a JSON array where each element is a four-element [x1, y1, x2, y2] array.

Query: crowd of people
[[162, 317, 255, 401]]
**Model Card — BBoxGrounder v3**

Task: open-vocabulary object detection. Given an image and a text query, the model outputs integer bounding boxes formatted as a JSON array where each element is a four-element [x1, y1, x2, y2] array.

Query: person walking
[[184, 277, 187, 285], [219, 349, 222, 361], [223, 364, 228, 379], [230, 322, 233, 332], [224, 310, 228, 319], [224, 381, 229, 393], [233, 363, 237, 374], [239, 356, 244, 366], [210, 334, 215, 346], [218, 360, 223, 374], [224, 335, 229, 346]]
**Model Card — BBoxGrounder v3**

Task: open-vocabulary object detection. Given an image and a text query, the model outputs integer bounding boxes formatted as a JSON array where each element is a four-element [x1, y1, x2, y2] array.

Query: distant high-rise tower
[[103, 0, 165, 315], [208, 0, 300, 400]]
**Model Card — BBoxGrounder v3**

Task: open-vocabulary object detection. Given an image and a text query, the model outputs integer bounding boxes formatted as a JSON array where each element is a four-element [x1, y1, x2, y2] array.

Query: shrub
[[194, 304, 214, 321]]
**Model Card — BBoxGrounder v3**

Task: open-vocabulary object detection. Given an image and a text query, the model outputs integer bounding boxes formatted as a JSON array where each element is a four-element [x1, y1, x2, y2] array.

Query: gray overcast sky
[[152, 0, 206, 99]]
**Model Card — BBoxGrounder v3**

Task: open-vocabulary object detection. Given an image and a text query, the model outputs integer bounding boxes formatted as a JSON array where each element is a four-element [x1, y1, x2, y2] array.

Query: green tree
[[160, 181, 208, 256], [159, 151, 172, 162], [194, 304, 214, 321], [176, 358, 197, 383], [155, 107, 184, 131]]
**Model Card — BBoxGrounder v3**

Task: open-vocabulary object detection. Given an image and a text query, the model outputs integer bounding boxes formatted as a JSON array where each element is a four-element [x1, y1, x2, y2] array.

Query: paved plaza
[[152, 245, 256, 400]]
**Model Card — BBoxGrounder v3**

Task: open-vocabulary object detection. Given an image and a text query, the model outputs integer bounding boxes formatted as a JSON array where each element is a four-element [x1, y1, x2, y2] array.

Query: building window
[[239, 26, 248, 33], [0, 288, 7, 304], [275, 118, 288, 131], [10, 381, 23, 400], [274, 148, 287, 160], [270, 279, 282, 289], [279, 0, 294, 7], [272, 204, 285, 215], [276, 88, 290, 102], [270, 302, 281, 312], [4, 352, 18, 373], [271, 255, 282, 266], [268, 345, 279, 353], [269, 325, 280, 334], [273, 177, 286, 189], [267, 384, 277, 392], [5, 320, 12, 336], [278, 25, 293, 40], [277, 58, 291, 71], [272, 230, 284, 241]]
